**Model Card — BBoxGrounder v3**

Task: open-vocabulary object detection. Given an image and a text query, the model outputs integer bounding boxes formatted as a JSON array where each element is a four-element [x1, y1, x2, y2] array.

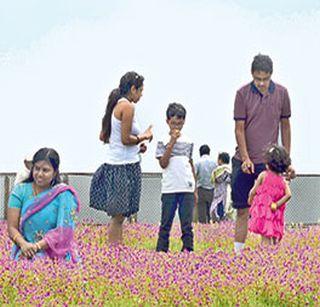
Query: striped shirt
[[156, 134, 195, 193]]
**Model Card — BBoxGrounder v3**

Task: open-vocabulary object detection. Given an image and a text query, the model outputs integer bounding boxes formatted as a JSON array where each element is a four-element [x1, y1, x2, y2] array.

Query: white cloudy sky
[[0, 0, 319, 173]]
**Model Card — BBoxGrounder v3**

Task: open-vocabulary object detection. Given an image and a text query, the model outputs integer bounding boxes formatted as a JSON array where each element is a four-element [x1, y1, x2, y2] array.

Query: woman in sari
[[7, 148, 80, 262]]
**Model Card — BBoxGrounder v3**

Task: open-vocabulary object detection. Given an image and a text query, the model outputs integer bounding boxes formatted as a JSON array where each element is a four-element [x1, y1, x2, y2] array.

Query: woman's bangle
[[35, 242, 41, 251], [136, 135, 140, 145], [12, 233, 21, 242]]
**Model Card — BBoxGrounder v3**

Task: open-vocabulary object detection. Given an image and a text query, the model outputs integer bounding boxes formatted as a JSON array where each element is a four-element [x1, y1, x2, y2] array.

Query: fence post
[[4, 175, 10, 220]]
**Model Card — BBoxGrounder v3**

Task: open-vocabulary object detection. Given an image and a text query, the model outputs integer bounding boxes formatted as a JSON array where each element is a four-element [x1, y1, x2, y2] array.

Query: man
[[14, 154, 33, 185], [194, 145, 216, 223], [232, 54, 295, 254]]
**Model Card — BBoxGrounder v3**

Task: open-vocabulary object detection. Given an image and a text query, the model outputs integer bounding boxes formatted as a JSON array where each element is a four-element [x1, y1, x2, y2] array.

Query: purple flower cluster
[[0, 221, 319, 305]]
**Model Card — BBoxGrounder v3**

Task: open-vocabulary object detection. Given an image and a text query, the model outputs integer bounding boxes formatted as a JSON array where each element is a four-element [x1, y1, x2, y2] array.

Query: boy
[[155, 103, 196, 252], [210, 152, 231, 222]]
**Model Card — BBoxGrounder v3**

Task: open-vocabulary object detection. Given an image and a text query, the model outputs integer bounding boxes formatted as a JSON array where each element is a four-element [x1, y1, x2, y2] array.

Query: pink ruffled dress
[[248, 171, 287, 240]]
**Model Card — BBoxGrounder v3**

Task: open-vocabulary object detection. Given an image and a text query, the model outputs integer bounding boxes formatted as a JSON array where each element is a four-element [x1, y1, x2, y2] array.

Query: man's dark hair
[[199, 145, 210, 156], [218, 152, 230, 164], [251, 54, 273, 74], [166, 103, 186, 120]]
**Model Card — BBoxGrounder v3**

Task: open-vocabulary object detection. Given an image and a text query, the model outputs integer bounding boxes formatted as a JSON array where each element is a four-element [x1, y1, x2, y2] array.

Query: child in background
[[210, 152, 231, 222], [155, 103, 196, 252], [248, 144, 292, 245], [14, 154, 33, 185]]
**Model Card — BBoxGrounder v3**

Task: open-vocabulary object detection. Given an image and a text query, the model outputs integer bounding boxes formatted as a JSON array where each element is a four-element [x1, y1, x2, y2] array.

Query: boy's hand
[[170, 129, 181, 143]]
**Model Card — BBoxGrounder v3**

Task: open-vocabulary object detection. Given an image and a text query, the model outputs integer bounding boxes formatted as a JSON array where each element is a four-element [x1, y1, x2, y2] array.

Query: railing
[[1, 173, 320, 224]]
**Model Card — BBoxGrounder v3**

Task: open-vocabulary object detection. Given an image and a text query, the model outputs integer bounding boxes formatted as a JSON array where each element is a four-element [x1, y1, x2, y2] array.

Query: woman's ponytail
[[101, 72, 144, 143], [101, 88, 121, 143]]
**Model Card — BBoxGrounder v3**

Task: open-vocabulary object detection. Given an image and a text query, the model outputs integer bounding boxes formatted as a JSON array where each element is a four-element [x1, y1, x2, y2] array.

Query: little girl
[[248, 145, 292, 245]]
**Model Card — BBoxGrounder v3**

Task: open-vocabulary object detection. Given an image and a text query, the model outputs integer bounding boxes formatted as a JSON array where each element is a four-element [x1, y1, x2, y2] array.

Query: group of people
[[194, 145, 231, 224], [7, 53, 295, 261]]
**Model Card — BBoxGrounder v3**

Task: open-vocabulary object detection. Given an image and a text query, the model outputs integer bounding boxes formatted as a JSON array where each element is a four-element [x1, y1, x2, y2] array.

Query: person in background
[[14, 154, 33, 185], [194, 145, 216, 224], [210, 152, 231, 222]]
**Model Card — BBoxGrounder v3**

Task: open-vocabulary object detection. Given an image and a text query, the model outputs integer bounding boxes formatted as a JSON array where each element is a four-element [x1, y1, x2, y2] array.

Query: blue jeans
[[156, 193, 194, 252]]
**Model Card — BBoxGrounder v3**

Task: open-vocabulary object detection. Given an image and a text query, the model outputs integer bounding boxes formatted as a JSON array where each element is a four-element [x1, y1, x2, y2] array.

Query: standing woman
[[90, 71, 153, 244]]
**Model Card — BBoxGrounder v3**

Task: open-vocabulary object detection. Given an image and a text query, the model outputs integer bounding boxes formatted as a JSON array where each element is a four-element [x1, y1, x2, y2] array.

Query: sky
[[0, 0, 319, 173]]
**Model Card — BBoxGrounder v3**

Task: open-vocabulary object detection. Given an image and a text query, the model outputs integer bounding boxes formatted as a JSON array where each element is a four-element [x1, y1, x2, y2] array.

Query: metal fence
[[1, 173, 319, 224]]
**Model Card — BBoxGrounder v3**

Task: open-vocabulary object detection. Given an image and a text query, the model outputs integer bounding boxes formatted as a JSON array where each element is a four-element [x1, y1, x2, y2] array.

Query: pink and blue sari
[[10, 183, 80, 262]]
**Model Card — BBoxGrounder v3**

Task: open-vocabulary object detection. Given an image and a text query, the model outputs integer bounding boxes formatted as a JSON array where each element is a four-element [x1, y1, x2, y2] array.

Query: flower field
[[0, 220, 319, 306]]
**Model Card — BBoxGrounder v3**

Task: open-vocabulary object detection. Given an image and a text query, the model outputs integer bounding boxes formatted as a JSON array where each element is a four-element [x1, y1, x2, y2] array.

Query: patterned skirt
[[89, 162, 141, 217]]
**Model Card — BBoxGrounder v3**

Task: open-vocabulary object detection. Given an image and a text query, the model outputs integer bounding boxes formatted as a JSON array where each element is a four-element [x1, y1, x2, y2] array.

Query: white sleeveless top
[[105, 98, 141, 165]]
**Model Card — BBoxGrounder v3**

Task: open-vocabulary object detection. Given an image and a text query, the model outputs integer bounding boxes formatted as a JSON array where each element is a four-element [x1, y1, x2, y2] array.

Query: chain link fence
[[1, 173, 319, 224]]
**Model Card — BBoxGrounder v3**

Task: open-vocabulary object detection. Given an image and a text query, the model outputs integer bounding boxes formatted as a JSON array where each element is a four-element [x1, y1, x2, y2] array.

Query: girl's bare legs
[[109, 215, 125, 244]]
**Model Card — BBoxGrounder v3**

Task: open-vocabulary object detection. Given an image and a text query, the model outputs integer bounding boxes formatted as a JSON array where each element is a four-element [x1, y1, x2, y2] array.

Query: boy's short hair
[[218, 152, 230, 164], [166, 103, 186, 120], [199, 145, 210, 156]]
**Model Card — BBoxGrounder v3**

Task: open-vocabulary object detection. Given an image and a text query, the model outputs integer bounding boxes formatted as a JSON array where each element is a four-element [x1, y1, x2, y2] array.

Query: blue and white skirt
[[90, 162, 141, 217]]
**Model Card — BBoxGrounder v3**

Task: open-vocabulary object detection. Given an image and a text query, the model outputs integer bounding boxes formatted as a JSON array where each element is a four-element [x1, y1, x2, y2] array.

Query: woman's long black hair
[[23, 148, 62, 186], [101, 71, 144, 143]]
